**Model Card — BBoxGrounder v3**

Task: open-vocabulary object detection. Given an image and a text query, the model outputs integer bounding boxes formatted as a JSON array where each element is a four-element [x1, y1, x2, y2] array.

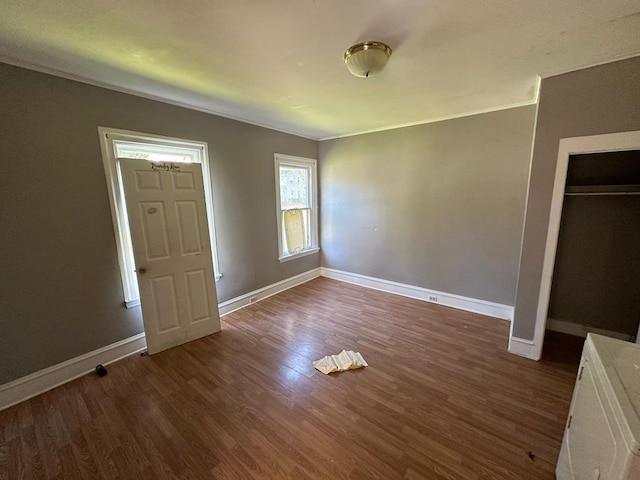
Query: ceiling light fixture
[[344, 41, 392, 78]]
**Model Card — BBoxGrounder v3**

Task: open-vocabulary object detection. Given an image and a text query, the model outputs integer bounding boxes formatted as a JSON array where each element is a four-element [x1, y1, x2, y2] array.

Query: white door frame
[[98, 127, 221, 307], [532, 129, 640, 359]]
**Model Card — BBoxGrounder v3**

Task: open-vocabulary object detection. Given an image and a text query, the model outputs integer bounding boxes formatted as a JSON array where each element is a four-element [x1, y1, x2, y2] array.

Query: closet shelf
[[565, 184, 640, 196]]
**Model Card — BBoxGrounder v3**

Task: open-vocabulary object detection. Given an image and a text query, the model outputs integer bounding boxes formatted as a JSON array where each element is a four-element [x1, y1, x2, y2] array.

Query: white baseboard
[[320, 267, 514, 321], [0, 266, 523, 411], [218, 268, 321, 317], [0, 333, 147, 412], [547, 318, 634, 342], [508, 336, 540, 360]]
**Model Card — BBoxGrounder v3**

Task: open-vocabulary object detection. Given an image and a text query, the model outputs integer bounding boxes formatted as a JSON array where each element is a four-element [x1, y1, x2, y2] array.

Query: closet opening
[[546, 150, 640, 342]]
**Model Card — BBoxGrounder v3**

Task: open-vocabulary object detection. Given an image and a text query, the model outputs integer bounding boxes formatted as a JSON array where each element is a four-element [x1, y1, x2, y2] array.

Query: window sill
[[278, 247, 320, 263], [125, 299, 141, 309]]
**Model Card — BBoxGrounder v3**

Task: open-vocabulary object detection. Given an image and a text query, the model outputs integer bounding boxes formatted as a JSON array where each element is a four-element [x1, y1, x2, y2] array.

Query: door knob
[[137, 267, 147, 274]]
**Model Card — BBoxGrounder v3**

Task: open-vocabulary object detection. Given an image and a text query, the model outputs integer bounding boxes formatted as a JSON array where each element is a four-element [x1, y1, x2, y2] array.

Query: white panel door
[[120, 159, 220, 354]]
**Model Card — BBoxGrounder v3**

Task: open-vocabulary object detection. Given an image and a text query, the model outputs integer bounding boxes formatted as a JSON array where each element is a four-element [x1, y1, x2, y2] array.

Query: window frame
[[98, 127, 222, 308], [274, 153, 319, 262]]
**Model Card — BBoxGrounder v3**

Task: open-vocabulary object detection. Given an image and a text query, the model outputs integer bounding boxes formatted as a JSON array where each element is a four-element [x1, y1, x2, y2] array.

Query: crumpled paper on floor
[[312, 350, 368, 374]]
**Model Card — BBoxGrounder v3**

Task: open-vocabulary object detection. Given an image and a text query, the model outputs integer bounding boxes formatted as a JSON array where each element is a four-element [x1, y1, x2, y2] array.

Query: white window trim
[[274, 153, 319, 262], [98, 127, 222, 308]]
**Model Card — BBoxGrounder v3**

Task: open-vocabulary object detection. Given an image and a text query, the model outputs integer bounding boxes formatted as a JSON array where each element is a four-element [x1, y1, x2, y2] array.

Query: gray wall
[[0, 62, 318, 385], [319, 106, 536, 305], [549, 196, 640, 335], [513, 55, 640, 340]]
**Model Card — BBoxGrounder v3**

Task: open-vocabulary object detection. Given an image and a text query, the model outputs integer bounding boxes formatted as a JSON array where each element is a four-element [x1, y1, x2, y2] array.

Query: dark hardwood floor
[[0, 277, 583, 479]]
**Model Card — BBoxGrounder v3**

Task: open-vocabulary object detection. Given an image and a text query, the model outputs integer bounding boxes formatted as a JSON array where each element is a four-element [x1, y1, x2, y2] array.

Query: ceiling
[[1, 1, 640, 140]]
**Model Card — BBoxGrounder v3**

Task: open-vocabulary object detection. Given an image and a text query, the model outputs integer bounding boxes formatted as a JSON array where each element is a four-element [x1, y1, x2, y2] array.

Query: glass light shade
[[344, 41, 392, 78]]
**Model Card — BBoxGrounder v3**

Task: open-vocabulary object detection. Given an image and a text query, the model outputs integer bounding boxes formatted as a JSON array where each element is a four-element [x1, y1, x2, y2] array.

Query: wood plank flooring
[[0, 277, 583, 479]]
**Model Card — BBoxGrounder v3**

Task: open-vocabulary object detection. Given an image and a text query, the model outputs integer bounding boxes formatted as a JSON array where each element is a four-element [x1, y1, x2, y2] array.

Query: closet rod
[[564, 184, 640, 196], [565, 191, 640, 196]]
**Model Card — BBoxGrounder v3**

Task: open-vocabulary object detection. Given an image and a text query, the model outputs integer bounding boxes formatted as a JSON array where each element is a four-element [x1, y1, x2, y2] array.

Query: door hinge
[[567, 415, 572, 429], [578, 366, 584, 380]]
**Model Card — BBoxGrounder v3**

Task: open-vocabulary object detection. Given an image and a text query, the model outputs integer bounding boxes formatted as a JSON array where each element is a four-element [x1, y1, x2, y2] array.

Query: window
[[98, 127, 221, 308], [274, 154, 319, 261]]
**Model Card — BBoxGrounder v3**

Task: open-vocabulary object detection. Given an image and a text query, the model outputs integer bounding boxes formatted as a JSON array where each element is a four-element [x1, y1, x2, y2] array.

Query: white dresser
[[557, 334, 640, 479]]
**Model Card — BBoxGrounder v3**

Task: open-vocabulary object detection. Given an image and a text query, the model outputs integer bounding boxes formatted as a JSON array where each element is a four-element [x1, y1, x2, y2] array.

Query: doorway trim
[[98, 127, 221, 307], [531, 129, 640, 359]]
